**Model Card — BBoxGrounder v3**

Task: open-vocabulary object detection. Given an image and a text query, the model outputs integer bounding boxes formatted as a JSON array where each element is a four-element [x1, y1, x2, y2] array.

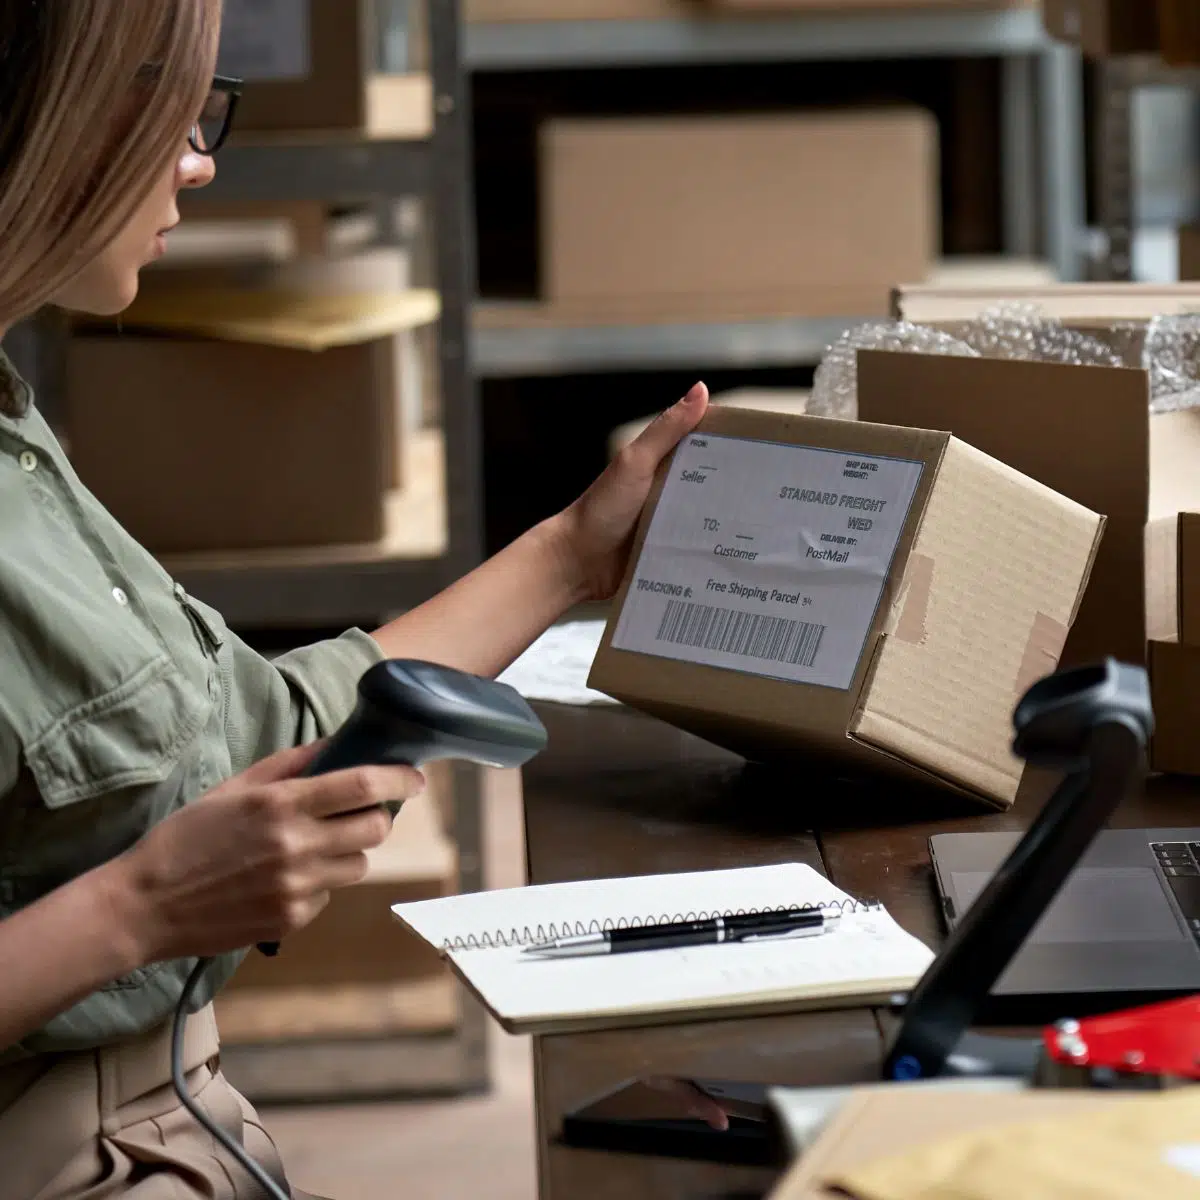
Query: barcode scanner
[[256, 659, 549, 957], [172, 659, 548, 1200]]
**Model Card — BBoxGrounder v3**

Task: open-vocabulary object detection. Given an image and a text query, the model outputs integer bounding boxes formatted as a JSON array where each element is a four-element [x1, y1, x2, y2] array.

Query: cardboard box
[[1178, 224, 1200, 280], [218, 0, 431, 137], [1149, 640, 1200, 775], [882, 283, 1200, 669], [609, 388, 810, 458], [66, 288, 439, 554], [1042, 0, 1160, 57], [1146, 513, 1200, 645], [712, 0, 1033, 10], [467, 0, 1033, 17], [541, 109, 938, 320], [588, 407, 1103, 809]]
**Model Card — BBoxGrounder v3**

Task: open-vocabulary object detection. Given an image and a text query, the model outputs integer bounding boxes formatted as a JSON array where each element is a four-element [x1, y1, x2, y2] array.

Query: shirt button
[[18, 451, 37, 473], [112, 586, 129, 607]]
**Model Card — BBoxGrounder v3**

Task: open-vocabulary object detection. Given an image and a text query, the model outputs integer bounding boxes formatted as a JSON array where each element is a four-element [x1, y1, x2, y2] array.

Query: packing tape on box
[[893, 553, 935, 647], [1015, 612, 1069, 700], [809, 305, 1200, 420]]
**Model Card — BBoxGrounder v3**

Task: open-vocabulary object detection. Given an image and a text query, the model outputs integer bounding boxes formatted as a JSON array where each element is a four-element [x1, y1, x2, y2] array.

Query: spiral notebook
[[390, 863, 935, 1034]]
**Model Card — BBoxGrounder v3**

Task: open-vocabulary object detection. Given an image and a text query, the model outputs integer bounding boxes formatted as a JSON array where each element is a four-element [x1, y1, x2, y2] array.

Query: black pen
[[521, 908, 839, 959]]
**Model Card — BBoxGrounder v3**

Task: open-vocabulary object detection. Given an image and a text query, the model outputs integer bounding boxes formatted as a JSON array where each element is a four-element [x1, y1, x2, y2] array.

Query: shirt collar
[[0, 345, 33, 422]]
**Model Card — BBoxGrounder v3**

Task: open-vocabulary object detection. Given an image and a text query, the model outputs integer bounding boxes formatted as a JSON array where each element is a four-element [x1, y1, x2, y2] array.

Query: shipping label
[[611, 433, 924, 690]]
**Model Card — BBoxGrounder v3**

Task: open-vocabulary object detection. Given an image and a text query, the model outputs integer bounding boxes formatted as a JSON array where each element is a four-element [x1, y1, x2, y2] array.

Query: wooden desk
[[521, 701, 1200, 1200]]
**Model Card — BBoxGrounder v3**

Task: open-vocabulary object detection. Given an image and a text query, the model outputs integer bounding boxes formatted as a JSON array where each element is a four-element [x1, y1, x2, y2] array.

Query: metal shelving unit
[[1095, 54, 1200, 282], [463, 6, 1087, 378]]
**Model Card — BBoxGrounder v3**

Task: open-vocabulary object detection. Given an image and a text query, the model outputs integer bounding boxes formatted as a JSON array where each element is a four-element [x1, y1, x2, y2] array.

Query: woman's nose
[[178, 147, 216, 191]]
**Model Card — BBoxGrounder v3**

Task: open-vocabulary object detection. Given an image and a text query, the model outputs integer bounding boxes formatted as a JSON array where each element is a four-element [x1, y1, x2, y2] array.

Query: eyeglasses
[[189, 74, 242, 156]]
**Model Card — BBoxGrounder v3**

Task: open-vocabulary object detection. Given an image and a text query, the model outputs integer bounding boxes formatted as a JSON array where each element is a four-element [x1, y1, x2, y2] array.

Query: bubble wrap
[[810, 304, 1200, 420], [809, 322, 979, 420]]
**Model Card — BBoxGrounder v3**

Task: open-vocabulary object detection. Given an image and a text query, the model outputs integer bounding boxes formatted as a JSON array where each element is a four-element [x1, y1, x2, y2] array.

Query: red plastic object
[[1043, 995, 1200, 1080]]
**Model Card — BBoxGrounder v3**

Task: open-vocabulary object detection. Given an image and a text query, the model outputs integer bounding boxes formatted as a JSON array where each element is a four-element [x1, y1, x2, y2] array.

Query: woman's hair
[[0, 0, 220, 330]]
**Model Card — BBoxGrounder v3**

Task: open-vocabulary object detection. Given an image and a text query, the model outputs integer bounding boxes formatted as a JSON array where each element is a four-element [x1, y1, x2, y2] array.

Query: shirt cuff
[[272, 628, 386, 739]]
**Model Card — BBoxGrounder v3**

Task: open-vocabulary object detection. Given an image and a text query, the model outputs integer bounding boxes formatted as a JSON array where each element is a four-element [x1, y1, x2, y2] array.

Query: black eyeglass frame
[[189, 74, 243, 157]]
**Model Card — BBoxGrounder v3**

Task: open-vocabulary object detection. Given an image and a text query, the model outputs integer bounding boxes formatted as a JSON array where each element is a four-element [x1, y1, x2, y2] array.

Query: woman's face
[[51, 140, 215, 316]]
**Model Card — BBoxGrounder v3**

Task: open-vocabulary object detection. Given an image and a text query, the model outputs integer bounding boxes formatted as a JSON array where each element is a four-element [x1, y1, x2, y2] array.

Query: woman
[[0, 2, 709, 1196]]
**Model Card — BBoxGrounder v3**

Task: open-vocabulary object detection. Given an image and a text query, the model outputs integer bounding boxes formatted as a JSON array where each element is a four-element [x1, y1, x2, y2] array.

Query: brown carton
[[1042, 0, 1160, 57], [540, 109, 938, 321], [588, 407, 1103, 809], [1178, 224, 1200, 280], [66, 288, 439, 554], [881, 283, 1200, 669], [218, 0, 431, 137], [1149, 640, 1200, 776], [1146, 513, 1200, 645]]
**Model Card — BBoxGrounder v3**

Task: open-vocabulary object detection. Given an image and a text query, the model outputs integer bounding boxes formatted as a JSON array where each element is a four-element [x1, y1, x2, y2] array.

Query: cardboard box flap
[[106, 287, 440, 351], [853, 437, 1105, 801], [856, 349, 1149, 668], [1149, 408, 1200, 520]]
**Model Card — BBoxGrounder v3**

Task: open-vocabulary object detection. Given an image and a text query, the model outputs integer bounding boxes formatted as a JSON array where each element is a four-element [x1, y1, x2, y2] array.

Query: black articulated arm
[[883, 660, 1154, 1082]]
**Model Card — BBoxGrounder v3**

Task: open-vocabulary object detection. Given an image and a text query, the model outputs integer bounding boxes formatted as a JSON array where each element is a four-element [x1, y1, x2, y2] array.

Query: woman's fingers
[[622, 382, 710, 475]]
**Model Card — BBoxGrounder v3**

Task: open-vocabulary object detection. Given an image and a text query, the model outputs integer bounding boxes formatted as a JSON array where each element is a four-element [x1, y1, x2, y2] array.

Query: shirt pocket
[[21, 654, 210, 810]]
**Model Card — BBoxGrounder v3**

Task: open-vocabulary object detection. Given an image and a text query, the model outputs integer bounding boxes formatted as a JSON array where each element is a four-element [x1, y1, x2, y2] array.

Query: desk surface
[[520, 701, 1200, 1200]]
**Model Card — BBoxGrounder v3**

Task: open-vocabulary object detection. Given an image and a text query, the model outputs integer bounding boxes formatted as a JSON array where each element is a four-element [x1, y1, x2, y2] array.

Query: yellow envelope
[[833, 1089, 1200, 1200], [110, 286, 440, 352]]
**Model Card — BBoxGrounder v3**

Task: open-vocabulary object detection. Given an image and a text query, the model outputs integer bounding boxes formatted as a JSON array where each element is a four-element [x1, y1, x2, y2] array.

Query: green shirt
[[0, 350, 385, 1062]]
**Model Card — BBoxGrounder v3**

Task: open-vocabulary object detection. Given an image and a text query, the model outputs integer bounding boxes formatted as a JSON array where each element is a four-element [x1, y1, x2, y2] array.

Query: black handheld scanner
[[258, 659, 548, 957]]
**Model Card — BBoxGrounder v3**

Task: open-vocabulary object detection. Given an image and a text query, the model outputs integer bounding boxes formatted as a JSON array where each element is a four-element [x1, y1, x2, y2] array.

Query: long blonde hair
[[0, 0, 220, 335]]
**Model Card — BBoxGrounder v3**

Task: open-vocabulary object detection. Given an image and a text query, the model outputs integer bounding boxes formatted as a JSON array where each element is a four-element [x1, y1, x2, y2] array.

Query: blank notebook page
[[391, 862, 934, 1029]]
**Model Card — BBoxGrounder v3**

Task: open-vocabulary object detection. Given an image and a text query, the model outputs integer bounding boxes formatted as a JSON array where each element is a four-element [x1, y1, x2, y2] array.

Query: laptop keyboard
[[1151, 843, 1200, 943]]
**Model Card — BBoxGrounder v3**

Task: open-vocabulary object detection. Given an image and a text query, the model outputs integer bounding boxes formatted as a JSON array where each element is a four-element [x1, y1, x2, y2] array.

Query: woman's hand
[[105, 741, 425, 964], [557, 382, 709, 601]]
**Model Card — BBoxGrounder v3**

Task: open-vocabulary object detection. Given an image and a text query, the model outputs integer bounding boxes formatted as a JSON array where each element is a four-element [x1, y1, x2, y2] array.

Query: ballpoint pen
[[522, 908, 840, 959]]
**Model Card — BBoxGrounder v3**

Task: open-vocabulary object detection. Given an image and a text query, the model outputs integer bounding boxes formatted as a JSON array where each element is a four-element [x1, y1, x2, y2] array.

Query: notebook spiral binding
[[440, 897, 881, 951]]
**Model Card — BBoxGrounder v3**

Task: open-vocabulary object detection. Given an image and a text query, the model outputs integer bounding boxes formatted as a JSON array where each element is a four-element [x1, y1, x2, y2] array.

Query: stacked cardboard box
[[1147, 516, 1200, 775], [887, 281, 1200, 776], [66, 282, 440, 556], [217, 0, 430, 138], [535, 108, 938, 323], [608, 388, 812, 458], [1044, 0, 1200, 65]]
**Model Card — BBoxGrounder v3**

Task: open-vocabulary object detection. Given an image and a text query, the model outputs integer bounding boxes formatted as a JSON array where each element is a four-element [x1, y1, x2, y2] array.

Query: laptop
[[930, 826, 1200, 1022]]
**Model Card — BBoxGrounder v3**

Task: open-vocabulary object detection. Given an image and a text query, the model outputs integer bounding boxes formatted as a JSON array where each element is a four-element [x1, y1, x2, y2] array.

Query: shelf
[[473, 308, 863, 375], [159, 428, 449, 628], [464, 7, 1051, 70], [218, 1021, 487, 1102], [202, 133, 431, 205], [215, 975, 460, 1043], [471, 258, 1058, 375]]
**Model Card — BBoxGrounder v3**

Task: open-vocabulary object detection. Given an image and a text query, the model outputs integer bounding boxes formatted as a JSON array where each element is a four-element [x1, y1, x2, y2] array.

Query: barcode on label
[[655, 600, 826, 668]]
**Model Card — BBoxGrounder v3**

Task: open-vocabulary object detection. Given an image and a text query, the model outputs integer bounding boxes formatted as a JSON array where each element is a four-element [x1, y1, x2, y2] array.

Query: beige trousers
[[0, 1008, 326, 1200]]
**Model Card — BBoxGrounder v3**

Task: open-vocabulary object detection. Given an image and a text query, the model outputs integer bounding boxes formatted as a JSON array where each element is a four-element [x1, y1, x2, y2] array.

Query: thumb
[[631, 382, 709, 460]]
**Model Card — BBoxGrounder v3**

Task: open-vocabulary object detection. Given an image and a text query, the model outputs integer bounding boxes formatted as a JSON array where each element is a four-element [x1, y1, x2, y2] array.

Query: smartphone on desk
[[560, 1076, 781, 1167]]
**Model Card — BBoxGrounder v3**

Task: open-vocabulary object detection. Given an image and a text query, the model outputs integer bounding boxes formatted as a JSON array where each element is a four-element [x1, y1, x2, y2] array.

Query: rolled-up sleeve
[[219, 627, 387, 774]]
